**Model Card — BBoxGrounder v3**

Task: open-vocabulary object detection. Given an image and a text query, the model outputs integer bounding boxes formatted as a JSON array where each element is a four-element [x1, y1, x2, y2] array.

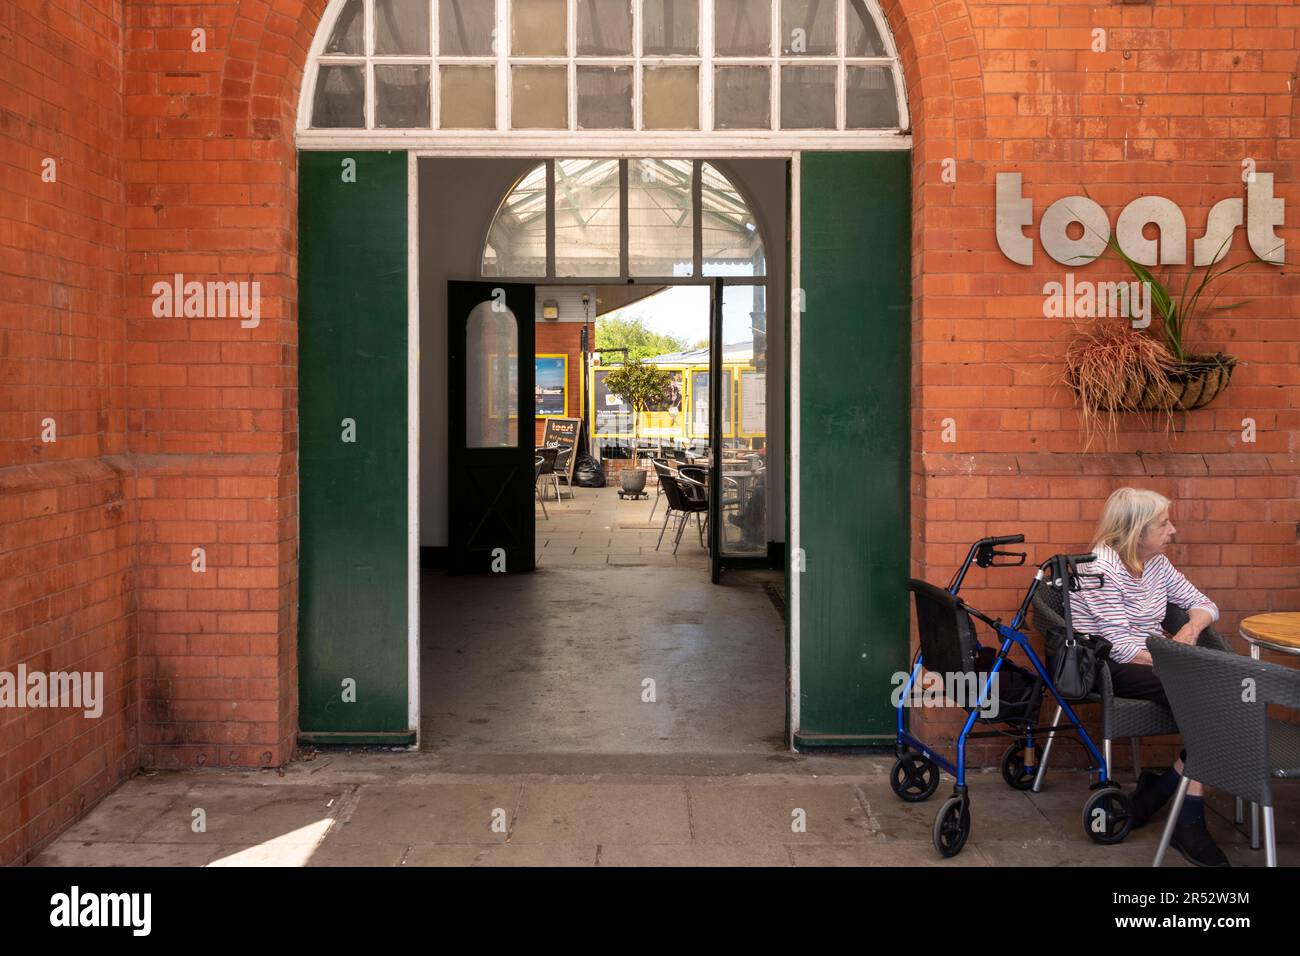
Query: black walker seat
[[890, 535, 1134, 858]]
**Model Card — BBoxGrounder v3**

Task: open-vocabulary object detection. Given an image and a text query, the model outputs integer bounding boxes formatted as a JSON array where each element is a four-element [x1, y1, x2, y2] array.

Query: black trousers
[[1104, 657, 1169, 710]]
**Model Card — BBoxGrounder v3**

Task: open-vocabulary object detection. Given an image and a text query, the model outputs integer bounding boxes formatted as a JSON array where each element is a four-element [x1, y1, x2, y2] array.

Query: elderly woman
[[1069, 487, 1227, 867]]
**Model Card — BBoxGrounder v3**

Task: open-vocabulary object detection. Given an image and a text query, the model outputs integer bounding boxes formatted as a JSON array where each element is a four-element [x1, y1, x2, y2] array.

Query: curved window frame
[[481, 158, 768, 282], [297, 0, 910, 150]]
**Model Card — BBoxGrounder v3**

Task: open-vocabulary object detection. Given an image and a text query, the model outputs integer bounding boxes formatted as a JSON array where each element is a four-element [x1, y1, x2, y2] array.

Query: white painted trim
[[299, 131, 911, 152], [788, 150, 801, 749], [407, 151, 421, 745]]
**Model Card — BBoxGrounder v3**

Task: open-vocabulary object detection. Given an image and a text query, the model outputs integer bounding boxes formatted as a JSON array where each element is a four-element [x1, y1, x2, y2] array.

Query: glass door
[[447, 280, 536, 573]]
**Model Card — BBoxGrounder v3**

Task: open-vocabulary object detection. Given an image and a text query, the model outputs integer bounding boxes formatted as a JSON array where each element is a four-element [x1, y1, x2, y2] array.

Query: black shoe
[[1170, 823, 1230, 868], [1129, 770, 1170, 829]]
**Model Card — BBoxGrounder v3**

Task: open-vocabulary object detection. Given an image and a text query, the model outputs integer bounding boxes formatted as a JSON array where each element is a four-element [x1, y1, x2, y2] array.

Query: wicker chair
[[1029, 585, 1233, 789], [1147, 636, 1300, 867]]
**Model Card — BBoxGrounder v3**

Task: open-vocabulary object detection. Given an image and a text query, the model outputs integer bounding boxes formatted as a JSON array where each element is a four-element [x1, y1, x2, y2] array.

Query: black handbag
[[1046, 626, 1112, 701], [1042, 551, 1113, 701]]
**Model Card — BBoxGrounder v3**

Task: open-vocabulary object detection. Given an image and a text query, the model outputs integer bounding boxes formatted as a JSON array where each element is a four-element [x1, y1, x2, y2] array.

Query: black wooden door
[[448, 281, 536, 574]]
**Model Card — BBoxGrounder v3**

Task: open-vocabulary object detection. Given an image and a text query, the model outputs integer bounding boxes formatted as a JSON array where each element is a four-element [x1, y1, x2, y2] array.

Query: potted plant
[[1064, 234, 1264, 445], [603, 359, 674, 495]]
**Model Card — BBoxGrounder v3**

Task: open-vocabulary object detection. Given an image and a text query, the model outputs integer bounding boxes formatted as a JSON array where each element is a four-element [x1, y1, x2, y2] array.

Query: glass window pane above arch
[[305, 0, 907, 134], [374, 0, 431, 55], [578, 0, 634, 55], [312, 65, 366, 128], [642, 66, 699, 129], [715, 0, 772, 55], [324, 0, 365, 54], [847, 65, 899, 128], [440, 0, 496, 55], [714, 66, 770, 130], [440, 65, 495, 127], [511, 66, 568, 128], [512, 0, 568, 55], [847, 0, 888, 56], [642, 0, 698, 55], [577, 66, 634, 129], [781, 0, 836, 55], [375, 65, 432, 127], [780, 64, 835, 129]]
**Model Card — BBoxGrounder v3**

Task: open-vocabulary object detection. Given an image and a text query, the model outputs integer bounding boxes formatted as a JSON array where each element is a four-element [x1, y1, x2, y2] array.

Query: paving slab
[[509, 782, 692, 845], [331, 783, 518, 845]]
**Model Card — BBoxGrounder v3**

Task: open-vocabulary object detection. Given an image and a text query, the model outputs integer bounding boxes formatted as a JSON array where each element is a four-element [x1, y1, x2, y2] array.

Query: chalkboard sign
[[542, 417, 582, 485]]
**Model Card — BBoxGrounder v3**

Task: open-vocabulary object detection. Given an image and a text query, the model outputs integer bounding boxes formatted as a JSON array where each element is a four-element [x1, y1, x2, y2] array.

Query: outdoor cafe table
[[1238, 612, 1300, 660], [1234, 612, 1300, 847]]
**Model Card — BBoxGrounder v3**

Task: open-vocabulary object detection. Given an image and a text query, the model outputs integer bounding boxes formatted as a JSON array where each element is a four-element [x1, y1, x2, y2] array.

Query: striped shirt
[[1067, 545, 1220, 664]]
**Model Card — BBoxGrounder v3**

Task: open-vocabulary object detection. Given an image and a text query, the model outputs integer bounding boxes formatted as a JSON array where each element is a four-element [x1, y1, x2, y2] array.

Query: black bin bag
[[572, 454, 606, 488]]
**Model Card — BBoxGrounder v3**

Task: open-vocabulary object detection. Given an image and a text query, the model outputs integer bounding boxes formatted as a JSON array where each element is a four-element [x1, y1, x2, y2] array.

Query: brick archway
[[118, 0, 978, 772]]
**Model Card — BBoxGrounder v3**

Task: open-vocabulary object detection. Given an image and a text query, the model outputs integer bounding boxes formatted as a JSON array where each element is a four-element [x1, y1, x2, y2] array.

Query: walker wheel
[[932, 795, 971, 858], [1082, 786, 1133, 845], [890, 753, 940, 803], [1000, 741, 1037, 791]]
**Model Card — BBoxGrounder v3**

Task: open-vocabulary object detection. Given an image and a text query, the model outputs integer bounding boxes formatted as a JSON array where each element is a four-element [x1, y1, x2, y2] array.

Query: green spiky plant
[[1087, 232, 1254, 364]]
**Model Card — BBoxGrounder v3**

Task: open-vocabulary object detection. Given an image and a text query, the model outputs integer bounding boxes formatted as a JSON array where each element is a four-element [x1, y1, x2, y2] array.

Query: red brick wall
[[120, 0, 310, 777], [0, 0, 134, 864], [534, 321, 592, 446], [3, 0, 1300, 862], [885, 0, 1300, 759]]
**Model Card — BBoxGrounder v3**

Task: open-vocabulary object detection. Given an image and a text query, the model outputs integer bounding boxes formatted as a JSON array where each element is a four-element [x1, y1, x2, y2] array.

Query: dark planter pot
[[620, 469, 647, 494], [1074, 352, 1238, 413], [1134, 353, 1238, 411]]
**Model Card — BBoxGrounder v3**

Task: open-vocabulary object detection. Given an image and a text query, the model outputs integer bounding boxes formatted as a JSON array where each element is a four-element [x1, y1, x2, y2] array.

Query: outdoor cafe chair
[[1147, 636, 1300, 867], [536, 446, 562, 502], [656, 472, 707, 554], [533, 457, 548, 519], [649, 459, 672, 521], [1031, 587, 1233, 791], [552, 445, 575, 499]]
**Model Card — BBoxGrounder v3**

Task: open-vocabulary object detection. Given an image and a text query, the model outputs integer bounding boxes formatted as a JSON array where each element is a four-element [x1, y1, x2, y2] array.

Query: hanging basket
[[1133, 353, 1238, 411]]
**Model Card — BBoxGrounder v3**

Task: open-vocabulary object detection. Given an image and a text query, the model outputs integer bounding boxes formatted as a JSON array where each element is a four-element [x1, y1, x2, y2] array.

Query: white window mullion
[[496, 0, 509, 129], [430, 0, 439, 129], [568, 0, 577, 129], [633, 0, 643, 130], [701, 0, 714, 131], [837, 0, 846, 130], [770, 0, 780, 130], [364, 0, 375, 128]]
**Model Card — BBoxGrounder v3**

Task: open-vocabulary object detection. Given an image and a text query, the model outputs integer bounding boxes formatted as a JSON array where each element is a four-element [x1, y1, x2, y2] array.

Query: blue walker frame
[[896, 536, 1114, 791]]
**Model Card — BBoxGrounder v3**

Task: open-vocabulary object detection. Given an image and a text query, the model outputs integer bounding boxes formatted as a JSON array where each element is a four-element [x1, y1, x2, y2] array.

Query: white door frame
[[299, 139, 911, 749]]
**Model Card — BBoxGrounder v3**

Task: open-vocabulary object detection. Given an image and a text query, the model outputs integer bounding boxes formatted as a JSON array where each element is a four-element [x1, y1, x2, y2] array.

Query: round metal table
[[1239, 612, 1300, 660], [1234, 612, 1300, 850]]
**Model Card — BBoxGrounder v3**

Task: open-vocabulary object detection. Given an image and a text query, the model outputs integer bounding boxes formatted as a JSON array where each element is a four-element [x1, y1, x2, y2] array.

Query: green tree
[[596, 316, 687, 362], [602, 359, 674, 460]]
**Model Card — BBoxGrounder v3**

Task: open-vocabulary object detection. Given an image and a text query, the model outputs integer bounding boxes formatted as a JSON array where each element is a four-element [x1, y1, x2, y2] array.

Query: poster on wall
[[535, 355, 567, 417], [592, 368, 632, 436]]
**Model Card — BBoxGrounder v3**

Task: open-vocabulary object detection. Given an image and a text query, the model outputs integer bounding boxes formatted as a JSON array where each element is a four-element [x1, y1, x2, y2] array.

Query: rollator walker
[[890, 534, 1134, 857]]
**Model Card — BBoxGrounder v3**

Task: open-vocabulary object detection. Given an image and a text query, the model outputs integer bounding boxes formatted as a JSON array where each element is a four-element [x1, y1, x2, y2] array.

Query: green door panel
[[298, 150, 412, 742], [795, 151, 911, 744]]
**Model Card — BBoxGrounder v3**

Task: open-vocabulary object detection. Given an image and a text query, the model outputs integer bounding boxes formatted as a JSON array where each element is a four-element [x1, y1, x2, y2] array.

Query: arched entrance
[[295, 0, 915, 750]]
